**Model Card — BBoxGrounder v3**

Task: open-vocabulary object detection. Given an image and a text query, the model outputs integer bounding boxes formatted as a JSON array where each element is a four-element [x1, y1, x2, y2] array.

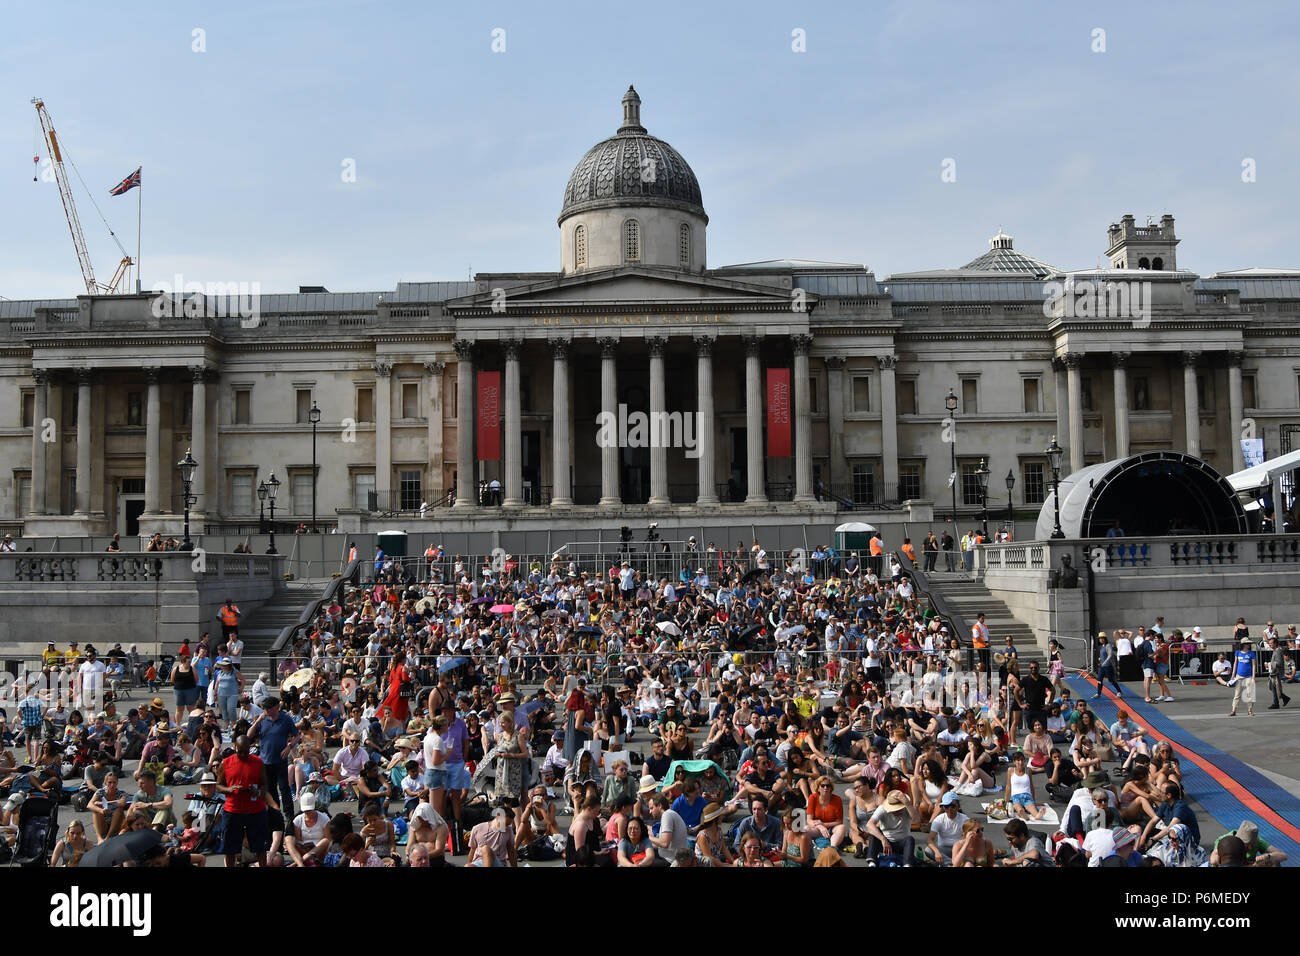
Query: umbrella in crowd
[[490, 604, 517, 614], [281, 668, 314, 691], [438, 656, 469, 674], [740, 567, 767, 585], [79, 829, 162, 868], [469, 596, 493, 605], [655, 621, 682, 637]]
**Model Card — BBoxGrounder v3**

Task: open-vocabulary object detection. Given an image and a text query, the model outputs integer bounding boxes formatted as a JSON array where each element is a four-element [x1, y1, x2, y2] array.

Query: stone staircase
[[236, 579, 329, 675], [923, 571, 1046, 665]]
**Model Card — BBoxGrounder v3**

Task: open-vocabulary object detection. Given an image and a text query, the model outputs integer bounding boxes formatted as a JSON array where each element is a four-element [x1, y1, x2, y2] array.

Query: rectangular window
[[851, 463, 875, 505], [21, 391, 34, 428], [898, 379, 917, 416], [15, 474, 31, 516], [1242, 373, 1257, 409], [127, 392, 143, 427], [399, 470, 422, 511], [1081, 377, 1094, 412], [960, 460, 985, 506], [961, 378, 978, 414], [121, 478, 145, 495], [809, 377, 819, 415], [234, 389, 251, 425], [62, 472, 76, 515], [62, 390, 77, 429], [519, 374, 531, 414], [1022, 378, 1040, 413], [291, 472, 314, 516], [353, 472, 375, 511], [1197, 374, 1215, 412], [402, 382, 419, 419], [1022, 462, 1046, 505], [1133, 376, 1150, 411], [296, 389, 313, 424], [355, 387, 374, 423], [898, 462, 922, 502], [182, 392, 193, 427], [230, 473, 254, 515], [852, 375, 871, 413]]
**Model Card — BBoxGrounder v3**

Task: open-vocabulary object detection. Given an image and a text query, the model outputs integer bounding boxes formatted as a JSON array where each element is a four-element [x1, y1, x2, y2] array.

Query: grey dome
[[559, 86, 706, 223]]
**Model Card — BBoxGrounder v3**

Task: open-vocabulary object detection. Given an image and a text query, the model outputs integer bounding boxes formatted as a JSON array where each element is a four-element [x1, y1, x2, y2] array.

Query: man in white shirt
[[755, 547, 769, 571], [78, 648, 108, 711], [649, 793, 688, 863], [926, 792, 968, 864]]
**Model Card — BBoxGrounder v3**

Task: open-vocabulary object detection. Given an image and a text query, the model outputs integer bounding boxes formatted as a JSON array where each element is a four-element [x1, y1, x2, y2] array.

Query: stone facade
[[4, 89, 1300, 540]]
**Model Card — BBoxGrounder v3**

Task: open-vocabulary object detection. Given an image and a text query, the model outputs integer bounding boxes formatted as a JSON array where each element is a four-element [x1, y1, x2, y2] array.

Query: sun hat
[[1240, 636, 1252, 644], [198, 772, 217, 785], [1082, 771, 1110, 790], [149, 697, 165, 709], [1111, 826, 1138, 850], [882, 790, 908, 810], [700, 803, 726, 825], [638, 774, 659, 794], [1236, 820, 1259, 846], [300, 792, 317, 811]]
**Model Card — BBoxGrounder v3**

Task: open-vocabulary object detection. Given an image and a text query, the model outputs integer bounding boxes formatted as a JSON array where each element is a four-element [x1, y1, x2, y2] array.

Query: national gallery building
[[4, 86, 1300, 540]]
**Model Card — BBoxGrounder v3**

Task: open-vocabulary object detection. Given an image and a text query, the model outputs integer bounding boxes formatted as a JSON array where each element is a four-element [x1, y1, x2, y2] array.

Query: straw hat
[[638, 774, 659, 794], [700, 802, 726, 825]]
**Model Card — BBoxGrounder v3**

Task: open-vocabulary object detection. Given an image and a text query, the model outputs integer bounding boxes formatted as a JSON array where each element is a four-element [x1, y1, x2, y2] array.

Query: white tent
[[835, 521, 877, 533]]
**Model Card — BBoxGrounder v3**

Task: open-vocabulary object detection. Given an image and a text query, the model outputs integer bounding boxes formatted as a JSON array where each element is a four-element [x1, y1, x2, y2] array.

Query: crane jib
[[47, 130, 61, 163]]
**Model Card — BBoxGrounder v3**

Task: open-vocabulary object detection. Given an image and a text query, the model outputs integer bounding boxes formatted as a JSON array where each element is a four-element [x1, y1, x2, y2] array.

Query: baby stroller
[[7, 793, 58, 867]]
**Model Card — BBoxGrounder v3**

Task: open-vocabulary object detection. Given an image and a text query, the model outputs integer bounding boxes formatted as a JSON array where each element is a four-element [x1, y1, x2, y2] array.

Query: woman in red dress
[[381, 650, 411, 726]]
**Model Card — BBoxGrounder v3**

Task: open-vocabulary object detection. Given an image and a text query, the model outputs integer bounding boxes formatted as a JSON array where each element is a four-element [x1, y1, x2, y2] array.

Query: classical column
[[143, 367, 162, 515], [647, 336, 669, 506], [29, 369, 49, 515], [878, 355, 899, 497], [743, 335, 767, 504], [1182, 351, 1201, 457], [1052, 358, 1069, 466], [1227, 350, 1246, 473], [825, 356, 847, 494], [598, 337, 621, 507], [1064, 352, 1085, 474], [74, 369, 94, 514], [188, 367, 207, 515], [793, 334, 815, 502], [502, 339, 523, 507], [550, 339, 572, 507], [696, 335, 719, 505], [1111, 352, 1130, 460], [424, 361, 446, 505], [454, 340, 476, 508], [373, 361, 392, 502]]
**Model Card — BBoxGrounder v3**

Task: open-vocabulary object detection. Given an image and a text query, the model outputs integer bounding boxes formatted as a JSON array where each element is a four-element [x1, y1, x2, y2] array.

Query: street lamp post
[[258, 480, 267, 535], [1004, 468, 1015, 537], [260, 471, 281, 554], [309, 401, 321, 534], [945, 388, 959, 530], [1046, 436, 1065, 539], [974, 458, 990, 539], [177, 449, 197, 552]]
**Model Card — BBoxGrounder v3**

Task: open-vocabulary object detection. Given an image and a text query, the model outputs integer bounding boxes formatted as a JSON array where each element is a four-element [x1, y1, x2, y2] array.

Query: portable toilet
[[835, 521, 875, 553], [377, 530, 408, 557]]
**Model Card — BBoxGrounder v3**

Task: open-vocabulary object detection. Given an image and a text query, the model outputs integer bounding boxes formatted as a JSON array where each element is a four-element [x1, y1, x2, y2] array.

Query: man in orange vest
[[347, 542, 358, 563], [424, 543, 436, 581], [869, 533, 884, 576], [901, 538, 917, 564], [217, 598, 241, 642], [970, 611, 990, 673]]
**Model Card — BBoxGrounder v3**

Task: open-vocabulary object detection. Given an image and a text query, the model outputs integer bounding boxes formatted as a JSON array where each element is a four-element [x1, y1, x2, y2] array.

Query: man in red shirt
[[217, 733, 276, 868]]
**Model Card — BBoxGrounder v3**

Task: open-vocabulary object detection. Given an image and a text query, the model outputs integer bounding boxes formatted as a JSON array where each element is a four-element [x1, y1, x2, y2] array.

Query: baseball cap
[[940, 791, 961, 807]]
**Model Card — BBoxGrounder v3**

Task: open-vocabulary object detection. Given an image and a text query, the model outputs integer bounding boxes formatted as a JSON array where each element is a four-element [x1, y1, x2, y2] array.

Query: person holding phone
[[216, 733, 275, 868]]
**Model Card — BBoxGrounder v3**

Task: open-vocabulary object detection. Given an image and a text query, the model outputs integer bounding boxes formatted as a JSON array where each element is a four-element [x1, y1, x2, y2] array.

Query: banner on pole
[[1241, 438, 1265, 469], [477, 371, 501, 461], [767, 368, 791, 458]]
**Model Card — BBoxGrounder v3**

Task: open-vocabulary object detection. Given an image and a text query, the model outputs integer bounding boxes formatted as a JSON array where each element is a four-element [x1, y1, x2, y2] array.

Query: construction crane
[[31, 97, 133, 295]]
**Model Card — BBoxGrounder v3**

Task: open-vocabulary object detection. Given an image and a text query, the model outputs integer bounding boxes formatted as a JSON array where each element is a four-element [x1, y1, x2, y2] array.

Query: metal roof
[[791, 273, 880, 296], [1197, 277, 1300, 299], [391, 282, 478, 303], [881, 278, 1052, 302], [0, 298, 78, 319], [718, 259, 866, 271]]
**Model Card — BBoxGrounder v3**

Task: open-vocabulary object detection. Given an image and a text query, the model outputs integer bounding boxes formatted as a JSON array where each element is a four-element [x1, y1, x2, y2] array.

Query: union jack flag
[[108, 167, 141, 196]]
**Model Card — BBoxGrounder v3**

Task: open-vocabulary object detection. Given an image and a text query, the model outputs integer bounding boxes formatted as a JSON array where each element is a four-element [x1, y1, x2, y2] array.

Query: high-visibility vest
[[901, 543, 916, 562], [971, 621, 989, 648], [348, 547, 358, 562], [219, 605, 239, 627], [425, 546, 435, 559], [869, 537, 883, 556]]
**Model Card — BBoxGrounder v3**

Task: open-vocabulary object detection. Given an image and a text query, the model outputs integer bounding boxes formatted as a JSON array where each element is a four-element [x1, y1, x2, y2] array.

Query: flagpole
[[136, 168, 142, 293]]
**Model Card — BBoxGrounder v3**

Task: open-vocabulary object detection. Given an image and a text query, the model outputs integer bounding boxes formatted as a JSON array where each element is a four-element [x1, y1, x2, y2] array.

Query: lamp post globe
[[1046, 436, 1065, 539], [177, 449, 197, 552], [945, 388, 959, 531]]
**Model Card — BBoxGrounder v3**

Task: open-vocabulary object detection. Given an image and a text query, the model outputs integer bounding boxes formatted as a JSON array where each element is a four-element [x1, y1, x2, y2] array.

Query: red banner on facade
[[767, 368, 791, 457], [477, 371, 501, 461]]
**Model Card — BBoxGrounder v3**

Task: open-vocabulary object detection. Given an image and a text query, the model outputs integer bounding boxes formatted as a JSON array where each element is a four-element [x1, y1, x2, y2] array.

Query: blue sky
[[3, 0, 1298, 299]]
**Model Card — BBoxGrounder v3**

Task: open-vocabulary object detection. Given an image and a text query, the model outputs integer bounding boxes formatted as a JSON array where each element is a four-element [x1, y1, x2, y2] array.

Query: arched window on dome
[[678, 223, 691, 268], [623, 219, 641, 263], [575, 224, 587, 270]]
